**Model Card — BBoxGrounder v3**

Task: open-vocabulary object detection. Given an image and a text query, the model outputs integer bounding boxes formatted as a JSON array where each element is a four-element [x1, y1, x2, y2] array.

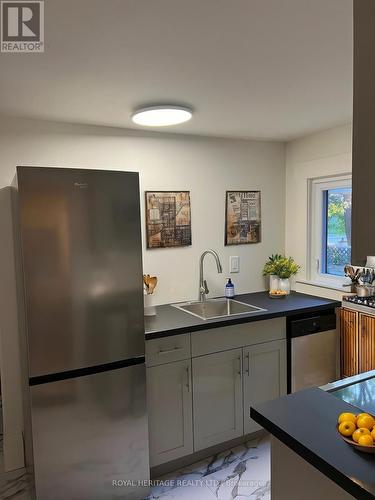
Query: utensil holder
[[144, 293, 156, 316]]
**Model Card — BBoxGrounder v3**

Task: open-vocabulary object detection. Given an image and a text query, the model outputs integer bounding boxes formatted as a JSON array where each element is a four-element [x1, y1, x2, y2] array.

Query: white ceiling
[[0, 0, 353, 140]]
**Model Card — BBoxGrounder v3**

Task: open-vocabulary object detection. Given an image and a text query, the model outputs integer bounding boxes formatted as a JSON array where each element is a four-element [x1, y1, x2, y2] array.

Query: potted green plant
[[262, 254, 283, 291], [263, 255, 300, 294]]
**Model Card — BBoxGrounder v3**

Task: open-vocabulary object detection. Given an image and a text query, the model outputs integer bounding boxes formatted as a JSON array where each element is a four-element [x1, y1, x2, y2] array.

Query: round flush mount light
[[131, 105, 193, 127]]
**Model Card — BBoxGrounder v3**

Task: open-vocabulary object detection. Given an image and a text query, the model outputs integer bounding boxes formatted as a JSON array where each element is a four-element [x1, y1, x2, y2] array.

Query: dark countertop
[[145, 291, 340, 340], [250, 385, 375, 500]]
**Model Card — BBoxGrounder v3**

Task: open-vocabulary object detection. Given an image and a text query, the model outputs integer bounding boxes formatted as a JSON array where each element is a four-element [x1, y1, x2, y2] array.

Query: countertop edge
[[250, 398, 374, 500]]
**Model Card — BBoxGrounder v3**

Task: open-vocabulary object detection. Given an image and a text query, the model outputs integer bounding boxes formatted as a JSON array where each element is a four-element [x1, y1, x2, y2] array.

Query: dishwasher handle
[[304, 321, 320, 334]]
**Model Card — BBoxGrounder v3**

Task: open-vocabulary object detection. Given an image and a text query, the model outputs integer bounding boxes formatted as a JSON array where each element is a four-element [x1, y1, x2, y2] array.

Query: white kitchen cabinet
[[192, 348, 243, 451], [243, 339, 287, 434], [146, 319, 288, 464], [147, 359, 193, 466]]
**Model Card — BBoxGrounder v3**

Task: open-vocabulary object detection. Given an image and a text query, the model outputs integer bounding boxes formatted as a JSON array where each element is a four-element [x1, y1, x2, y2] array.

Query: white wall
[[285, 123, 352, 299], [0, 117, 285, 305]]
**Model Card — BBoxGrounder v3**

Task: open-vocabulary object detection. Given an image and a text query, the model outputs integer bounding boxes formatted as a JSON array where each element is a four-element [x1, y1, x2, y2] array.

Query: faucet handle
[[203, 280, 209, 295]]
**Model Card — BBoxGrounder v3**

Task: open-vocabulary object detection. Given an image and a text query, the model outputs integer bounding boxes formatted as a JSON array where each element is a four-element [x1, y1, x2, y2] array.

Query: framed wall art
[[225, 191, 261, 245], [145, 191, 192, 248]]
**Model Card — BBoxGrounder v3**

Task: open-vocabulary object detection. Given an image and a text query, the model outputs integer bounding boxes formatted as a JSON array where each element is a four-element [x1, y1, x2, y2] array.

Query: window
[[308, 175, 352, 284]]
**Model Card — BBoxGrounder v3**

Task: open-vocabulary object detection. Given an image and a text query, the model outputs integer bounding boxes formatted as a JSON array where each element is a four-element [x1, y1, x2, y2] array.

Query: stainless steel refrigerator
[[12, 166, 149, 499]]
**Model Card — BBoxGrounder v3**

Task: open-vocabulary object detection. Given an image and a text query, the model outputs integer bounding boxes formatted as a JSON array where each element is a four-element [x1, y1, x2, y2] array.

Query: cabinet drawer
[[191, 318, 286, 357], [146, 334, 191, 367]]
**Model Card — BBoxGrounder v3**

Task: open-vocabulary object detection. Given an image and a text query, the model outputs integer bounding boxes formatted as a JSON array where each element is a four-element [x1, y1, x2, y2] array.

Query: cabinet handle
[[186, 365, 191, 392], [236, 356, 242, 377], [158, 346, 183, 355], [245, 352, 250, 376]]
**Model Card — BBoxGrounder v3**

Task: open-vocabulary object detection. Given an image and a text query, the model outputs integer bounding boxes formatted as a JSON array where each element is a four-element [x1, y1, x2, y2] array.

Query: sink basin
[[172, 298, 266, 320]]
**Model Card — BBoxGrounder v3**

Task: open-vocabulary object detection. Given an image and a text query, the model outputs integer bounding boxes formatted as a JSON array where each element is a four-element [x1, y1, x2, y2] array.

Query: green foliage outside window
[[327, 192, 351, 241]]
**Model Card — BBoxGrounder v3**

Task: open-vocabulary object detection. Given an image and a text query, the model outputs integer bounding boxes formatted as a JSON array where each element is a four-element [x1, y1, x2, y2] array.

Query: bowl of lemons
[[337, 412, 375, 454], [269, 289, 288, 298]]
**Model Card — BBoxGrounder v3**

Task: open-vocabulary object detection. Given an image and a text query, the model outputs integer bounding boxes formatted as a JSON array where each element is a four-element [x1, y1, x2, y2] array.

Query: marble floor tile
[[0, 434, 270, 500], [145, 484, 216, 500], [147, 434, 271, 500], [203, 436, 270, 499]]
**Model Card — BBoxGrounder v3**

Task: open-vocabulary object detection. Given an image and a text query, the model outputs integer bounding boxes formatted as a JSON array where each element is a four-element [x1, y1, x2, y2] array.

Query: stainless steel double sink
[[172, 297, 266, 320]]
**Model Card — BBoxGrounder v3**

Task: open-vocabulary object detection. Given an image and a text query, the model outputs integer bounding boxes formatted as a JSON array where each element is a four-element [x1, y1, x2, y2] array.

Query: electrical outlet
[[230, 256, 239, 273]]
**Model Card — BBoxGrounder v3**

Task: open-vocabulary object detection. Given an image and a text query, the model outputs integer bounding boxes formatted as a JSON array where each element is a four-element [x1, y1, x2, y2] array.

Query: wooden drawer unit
[[340, 308, 375, 377], [359, 314, 375, 373], [340, 308, 359, 377], [146, 333, 191, 367], [191, 318, 286, 357]]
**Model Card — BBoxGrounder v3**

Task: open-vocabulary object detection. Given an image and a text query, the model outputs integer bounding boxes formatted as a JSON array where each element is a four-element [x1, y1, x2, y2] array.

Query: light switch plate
[[230, 256, 240, 273]]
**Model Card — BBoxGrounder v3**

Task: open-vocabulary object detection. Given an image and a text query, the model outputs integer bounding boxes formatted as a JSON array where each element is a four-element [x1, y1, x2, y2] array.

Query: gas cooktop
[[342, 295, 375, 313]]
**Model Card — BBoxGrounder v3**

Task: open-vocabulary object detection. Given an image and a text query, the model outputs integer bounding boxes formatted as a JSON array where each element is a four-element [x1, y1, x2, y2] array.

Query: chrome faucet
[[199, 249, 223, 301]]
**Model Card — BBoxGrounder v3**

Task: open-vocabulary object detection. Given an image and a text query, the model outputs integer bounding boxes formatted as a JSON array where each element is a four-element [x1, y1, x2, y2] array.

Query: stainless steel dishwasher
[[287, 311, 340, 393]]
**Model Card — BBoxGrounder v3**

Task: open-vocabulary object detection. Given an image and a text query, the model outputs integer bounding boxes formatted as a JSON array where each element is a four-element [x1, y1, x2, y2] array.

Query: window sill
[[296, 279, 350, 293]]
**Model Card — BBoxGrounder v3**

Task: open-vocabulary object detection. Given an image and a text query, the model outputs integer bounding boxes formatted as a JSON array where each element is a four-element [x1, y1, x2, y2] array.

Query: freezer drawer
[[30, 363, 149, 500]]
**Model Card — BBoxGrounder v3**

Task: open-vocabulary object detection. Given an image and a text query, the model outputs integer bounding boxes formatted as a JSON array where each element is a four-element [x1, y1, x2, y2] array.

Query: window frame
[[307, 174, 352, 286]]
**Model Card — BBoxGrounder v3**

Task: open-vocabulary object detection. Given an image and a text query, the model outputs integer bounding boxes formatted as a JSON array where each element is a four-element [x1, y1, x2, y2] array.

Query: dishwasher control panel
[[289, 313, 336, 338]]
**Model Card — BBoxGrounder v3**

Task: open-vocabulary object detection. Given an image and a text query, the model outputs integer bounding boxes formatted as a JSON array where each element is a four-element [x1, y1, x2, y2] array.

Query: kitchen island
[[250, 371, 375, 500]]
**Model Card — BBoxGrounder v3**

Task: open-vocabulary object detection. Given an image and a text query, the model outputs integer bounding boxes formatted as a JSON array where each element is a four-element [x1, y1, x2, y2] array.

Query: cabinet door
[[147, 360, 193, 466], [243, 340, 287, 435], [192, 349, 243, 451], [359, 314, 375, 373], [340, 308, 359, 377]]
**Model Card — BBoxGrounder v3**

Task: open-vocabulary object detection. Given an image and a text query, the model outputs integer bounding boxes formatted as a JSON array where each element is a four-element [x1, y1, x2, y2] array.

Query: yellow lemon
[[357, 413, 371, 420], [371, 427, 375, 440], [338, 421, 356, 437], [358, 434, 374, 447], [356, 415, 375, 430], [352, 428, 370, 442], [338, 412, 357, 425]]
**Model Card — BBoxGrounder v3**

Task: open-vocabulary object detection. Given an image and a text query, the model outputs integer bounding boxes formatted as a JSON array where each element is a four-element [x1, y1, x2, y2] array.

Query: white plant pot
[[279, 278, 291, 295], [269, 274, 279, 291], [144, 293, 156, 316]]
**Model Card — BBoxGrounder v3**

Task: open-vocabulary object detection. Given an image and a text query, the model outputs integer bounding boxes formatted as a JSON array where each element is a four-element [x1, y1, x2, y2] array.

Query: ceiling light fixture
[[131, 105, 193, 127]]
